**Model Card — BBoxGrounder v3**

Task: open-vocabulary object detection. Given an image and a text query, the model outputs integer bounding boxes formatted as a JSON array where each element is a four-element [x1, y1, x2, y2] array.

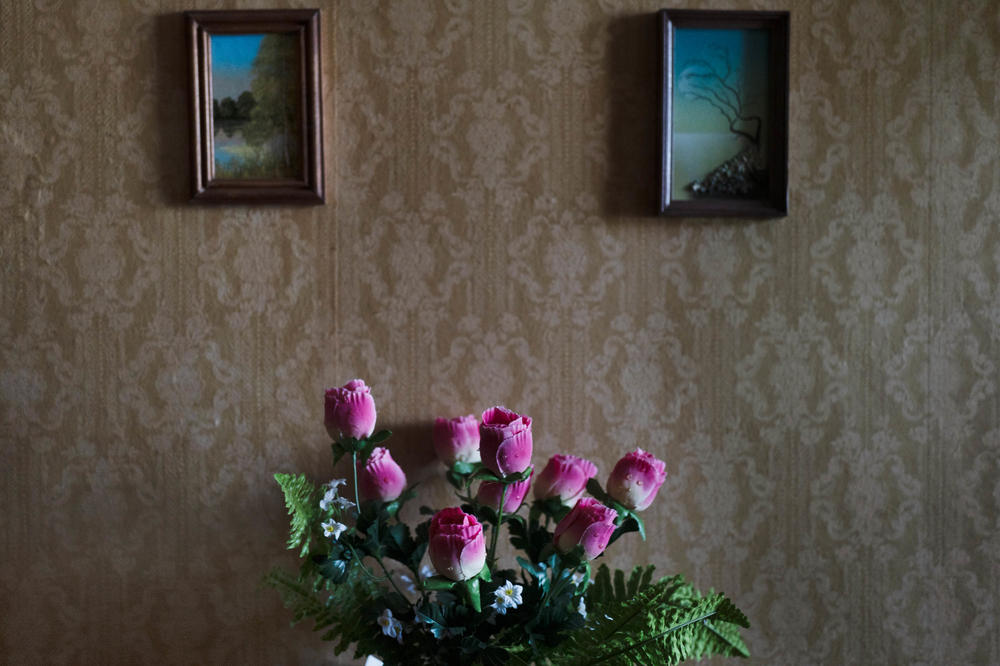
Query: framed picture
[[186, 9, 324, 204], [659, 9, 789, 217]]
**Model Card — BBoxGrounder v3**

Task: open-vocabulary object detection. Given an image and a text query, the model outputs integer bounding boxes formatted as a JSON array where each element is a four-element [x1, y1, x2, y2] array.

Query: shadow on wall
[[154, 13, 195, 206], [329, 421, 441, 487], [603, 13, 660, 219]]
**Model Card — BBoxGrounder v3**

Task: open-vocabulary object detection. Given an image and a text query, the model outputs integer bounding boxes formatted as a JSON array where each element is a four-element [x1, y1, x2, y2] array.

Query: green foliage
[[558, 573, 750, 665], [242, 33, 303, 174], [274, 473, 318, 557], [268, 422, 751, 665], [587, 564, 656, 607]]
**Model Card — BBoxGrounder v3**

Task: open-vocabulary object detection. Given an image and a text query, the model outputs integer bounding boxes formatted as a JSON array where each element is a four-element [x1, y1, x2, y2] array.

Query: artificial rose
[[552, 497, 618, 561], [606, 448, 667, 511], [479, 406, 533, 477], [357, 447, 407, 502], [533, 454, 598, 507], [324, 379, 377, 440], [428, 507, 487, 581], [476, 469, 533, 514], [433, 415, 481, 466]]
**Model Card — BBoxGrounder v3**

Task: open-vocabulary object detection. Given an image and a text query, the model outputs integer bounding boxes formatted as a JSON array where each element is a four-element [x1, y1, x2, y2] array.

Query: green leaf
[[414, 608, 457, 639], [274, 473, 319, 557], [586, 478, 613, 505], [587, 564, 656, 607], [462, 577, 482, 613], [370, 429, 392, 444], [263, 565, 382, 656], [477, 561, 492, 583], [423, 575, 458, 591], [517, 556, 547, 580], [472, 469, 503, 483], [613, 569, 627, 602], [451, 460, 478, 475], [313, 551, 352, 584], [561, 574, 750, 665]]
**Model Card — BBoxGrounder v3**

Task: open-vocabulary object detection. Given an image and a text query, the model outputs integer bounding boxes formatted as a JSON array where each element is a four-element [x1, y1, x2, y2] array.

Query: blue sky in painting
[[673, 28, 748, 134], [211, 34, 264, 101]]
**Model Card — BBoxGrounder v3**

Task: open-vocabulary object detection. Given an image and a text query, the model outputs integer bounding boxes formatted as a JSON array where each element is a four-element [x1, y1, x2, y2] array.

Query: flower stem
[[488, 485, 508, 569], [351, 450, 362, 512], [351, 450, 411, 605]]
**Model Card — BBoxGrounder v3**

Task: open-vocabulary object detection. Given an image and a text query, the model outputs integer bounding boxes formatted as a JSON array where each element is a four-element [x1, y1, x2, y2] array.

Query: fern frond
[[262, 567, 330, 625], [264, 565, 385, 657], [274, 473, 319, 557], [587, 564, 656, 607], [558, 574, 750, 665]]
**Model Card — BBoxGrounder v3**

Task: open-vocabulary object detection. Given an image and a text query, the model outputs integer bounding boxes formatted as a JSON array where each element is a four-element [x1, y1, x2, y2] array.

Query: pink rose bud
[[357, 447, 407, 502], [533, 454, 598, 507], [324, 379, 377, 440], [606, 448, 667, 511], [433, 415, 481, 466], [476, 469, 533, 514], [479, 406, 533, 477], [428, 507, 487, 581], [553, 497, 618, 561]]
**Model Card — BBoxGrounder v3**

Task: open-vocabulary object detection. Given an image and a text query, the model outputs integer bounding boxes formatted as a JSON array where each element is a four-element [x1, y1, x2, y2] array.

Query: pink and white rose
[[433, 415, 481, 466], [533, 454, 598, 507], [553, 497, 618, 561], [479, 406, 533, 477], [324, 379, 377, 440], [428, 507, 487, 581], [357, 447, 407, 502], [606, 448, 666, 511], [476, 469, 533, 514]]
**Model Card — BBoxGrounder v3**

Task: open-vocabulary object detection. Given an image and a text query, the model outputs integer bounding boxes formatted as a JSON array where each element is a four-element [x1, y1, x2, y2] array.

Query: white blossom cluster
[[319, 478, 352, 540], [489, 580, 523, 615]]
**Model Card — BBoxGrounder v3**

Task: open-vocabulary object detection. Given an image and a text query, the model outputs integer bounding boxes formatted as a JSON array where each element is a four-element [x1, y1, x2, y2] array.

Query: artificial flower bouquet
[[266, 380, 750, 665]]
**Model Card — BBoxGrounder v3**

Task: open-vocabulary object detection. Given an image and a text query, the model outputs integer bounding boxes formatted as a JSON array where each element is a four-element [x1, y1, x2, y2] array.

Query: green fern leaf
[[275, 473, 319, 557], [559, 574, 750, 665], [586, 564, 657, 607]]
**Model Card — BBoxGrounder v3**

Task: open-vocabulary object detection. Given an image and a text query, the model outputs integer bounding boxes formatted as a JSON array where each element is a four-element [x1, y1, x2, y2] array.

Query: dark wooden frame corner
[[186, 9, 324, 204], [659, 9, 789, 218]]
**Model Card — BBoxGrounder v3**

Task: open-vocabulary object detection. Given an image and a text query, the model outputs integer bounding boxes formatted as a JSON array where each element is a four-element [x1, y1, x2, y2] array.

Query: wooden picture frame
[[186, 9, 324, 204], [659, 9, 789, 217]]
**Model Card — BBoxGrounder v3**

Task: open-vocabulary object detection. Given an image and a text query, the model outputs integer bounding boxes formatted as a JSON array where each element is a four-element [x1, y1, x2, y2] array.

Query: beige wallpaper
[[2, 0, 999, 663]]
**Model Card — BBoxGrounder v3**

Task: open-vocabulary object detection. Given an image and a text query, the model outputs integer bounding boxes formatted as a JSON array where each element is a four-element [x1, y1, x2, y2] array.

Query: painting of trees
[[671, 28, 770, 199], [242, 34, 303, 177], [210, 32, 303, 179], [678, 44, 762, 151]]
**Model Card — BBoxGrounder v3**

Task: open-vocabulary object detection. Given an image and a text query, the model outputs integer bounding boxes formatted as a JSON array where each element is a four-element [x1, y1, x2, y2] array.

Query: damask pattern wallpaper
[[1, 0, 999, 663]]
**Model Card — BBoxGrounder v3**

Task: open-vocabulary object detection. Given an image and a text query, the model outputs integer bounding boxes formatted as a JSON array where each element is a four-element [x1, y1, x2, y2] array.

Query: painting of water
[[210, 32, 303, 179], [671, 27, 769, 201]]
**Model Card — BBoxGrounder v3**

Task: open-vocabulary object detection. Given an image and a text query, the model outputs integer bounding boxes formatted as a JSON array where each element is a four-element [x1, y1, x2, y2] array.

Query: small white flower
[[319, 488, 337, 511], [377, 608, 403, 643], [571, 572, 585, 587], [326, 478, 348, 491], [490, 580, 523, 615], [399, 574, 419, 597], [334, 496, 356, 510], [400, 564, 437, 597], [577, 597, 587, 619], [321, 519, 347, 540]]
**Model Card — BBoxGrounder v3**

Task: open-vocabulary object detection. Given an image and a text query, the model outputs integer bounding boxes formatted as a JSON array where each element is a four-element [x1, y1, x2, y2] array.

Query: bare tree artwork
[[677, 44, 765, 197]]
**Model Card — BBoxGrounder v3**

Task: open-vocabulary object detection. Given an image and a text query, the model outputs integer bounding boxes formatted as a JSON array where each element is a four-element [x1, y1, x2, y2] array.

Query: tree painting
[[211, 33, 303, 179], [671, 28, 769, 200]]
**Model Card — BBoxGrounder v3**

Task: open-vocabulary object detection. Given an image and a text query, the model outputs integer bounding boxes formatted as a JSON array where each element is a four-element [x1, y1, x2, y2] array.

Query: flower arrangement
[[266, 380, 750, 665]]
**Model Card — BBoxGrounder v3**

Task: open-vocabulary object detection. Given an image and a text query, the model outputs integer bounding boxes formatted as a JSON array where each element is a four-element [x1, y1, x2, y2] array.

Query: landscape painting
[[659, 9, 789, 217], [210, 32, 303, 180], [671, 27, 769, 202]]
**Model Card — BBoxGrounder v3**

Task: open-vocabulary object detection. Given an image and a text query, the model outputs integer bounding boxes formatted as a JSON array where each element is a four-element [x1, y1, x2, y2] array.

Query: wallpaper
[[1, 0, 999, 664]]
